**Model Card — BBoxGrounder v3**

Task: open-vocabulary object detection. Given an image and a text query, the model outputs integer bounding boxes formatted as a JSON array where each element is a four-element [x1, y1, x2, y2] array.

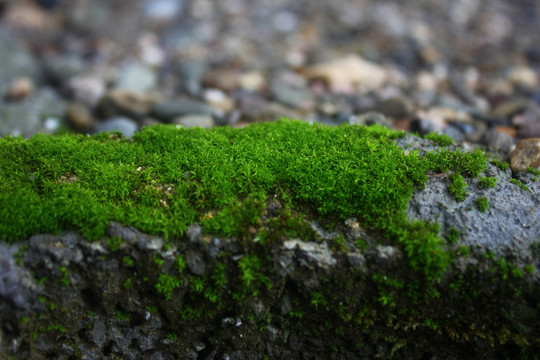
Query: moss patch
[[0, 119, 488, 285]]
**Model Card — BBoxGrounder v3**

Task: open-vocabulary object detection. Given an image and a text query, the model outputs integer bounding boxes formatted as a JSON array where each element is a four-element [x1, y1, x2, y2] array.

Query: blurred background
[[1, 0, 540, 156]]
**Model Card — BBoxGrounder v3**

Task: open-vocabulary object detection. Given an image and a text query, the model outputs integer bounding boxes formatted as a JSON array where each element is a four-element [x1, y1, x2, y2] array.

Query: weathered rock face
[[0, 121, 539, 359]]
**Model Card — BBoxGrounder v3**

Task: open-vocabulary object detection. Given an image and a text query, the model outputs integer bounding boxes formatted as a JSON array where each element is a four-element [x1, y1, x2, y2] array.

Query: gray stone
[[349, 111, 392, 128], [407, 161, 539, 258], [481, 128, 514, 153], [186, 252, 206, 276], [95, 117, 139, 139], [42, 54, 84, 86], [270, 84, 313, 110], [151, 100, 213, 123], [442, 124, 465, 142], [371, 96, 415, 118], [0, 31, 39, 94], [283, 239, 337, 268], [186, 223, 203, 243], [0, 88, 65, 137], [116, 62, 158, 93]]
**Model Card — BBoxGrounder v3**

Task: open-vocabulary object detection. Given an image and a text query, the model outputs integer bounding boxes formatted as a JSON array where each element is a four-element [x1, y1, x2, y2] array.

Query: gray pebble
[[151, 100, 213, 123], [95, 117, 139, 138]]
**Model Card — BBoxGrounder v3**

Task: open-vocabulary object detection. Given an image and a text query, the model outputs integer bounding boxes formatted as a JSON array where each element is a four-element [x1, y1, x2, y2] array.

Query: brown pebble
[[494, 126, 517, 137], [66, 102, 95, 132], [5, 77, 34, 101], [511, 138, 540, 172]]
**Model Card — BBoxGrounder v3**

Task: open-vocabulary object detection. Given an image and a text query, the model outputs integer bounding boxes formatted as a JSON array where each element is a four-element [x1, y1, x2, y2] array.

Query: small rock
[[172, 114, 215, 128], [179, 60, 206, 95], [203, 69, 238, 92], [186, 253, 206, 276], [116, 62, 157, 93], [98, 89, 162, 120], [42, 54, 84, 86], [186, 223, 203, 243], [507, 65, 538, 89], [65, 102, 95, 132], [517, 123, 540, 138], [511, 138, 540, 172], [95, 117, 139, 138], [151, 99, 213, 123], [481, 128, 514, 153], [283, 239, 336, 268], [349, 112, 391, 128], [5, 77, 34, 101], [303, 54, 388, 93], [442, 125, 465, 142], [494, 126, 517, 137], [203, 88, 234, 112], [270, 84, 313, 110], [238, 71, 266, 92], [141, 0, 184, 21], [489, 98, 530, 119], [371, 96, 415, 118], [137, 33, 166, 67], [67, 75, 106, 108], [512, 102, 540, 126]]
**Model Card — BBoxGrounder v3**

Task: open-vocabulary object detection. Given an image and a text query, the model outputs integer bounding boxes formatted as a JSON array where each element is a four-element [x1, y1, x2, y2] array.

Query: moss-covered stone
[[0, 120, 538, 359]]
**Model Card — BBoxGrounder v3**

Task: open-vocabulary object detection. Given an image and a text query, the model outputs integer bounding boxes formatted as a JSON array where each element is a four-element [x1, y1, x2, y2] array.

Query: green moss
[[423, 132, 453, 147], [107, 237, 122, 252], [58, 266, 70, 286], [491, 159, 509, 171], [478, 176, 497, 189], [155, 273, 181, 301], [122, 256, 134, 267], [445, 227, 460, 244], [510, 178, 531, 192], [475, 196, 489, 212], [528, 167, 540, 176], [0, 120, 490, 286], [448, 174, 468, 202]]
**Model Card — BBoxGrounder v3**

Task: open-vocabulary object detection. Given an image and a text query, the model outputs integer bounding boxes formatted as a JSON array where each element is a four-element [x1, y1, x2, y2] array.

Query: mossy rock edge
[[0, 120, 539, 359]]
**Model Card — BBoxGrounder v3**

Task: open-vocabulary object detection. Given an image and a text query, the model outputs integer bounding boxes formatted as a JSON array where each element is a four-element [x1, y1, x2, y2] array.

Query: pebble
[[141, 0, 184, 21], [179, 60, 206, 95], [511, 138, 540, 172], [238, 71, 266, 92], [5, 77, 34, 101], [150, 99, 213, 123], [0, 30, 39, 93], [42, 54, 85, 86], [481, 128, 514, 153], [517, 123, 540, 138], [303, 55, 388, 94], [202, 88, 234, 112], [507, 65, 538, 89], [95, 117, 139, 139], [172, 114, 215, 128], [116, 62, 157, 93], [98, 90, 162, 120], [371, 96, 415, 119], [202, 69, 238, 92], [270, 84, 313, 110], [137, 33, 166, 68], [67, 75, 106, 108], [65, 102, 95, 133], [489, 98, 530, 119], [349, 112, 391, 128]]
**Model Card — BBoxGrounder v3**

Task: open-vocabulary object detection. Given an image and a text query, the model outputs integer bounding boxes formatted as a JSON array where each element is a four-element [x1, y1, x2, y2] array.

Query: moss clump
[[448, 174, 468, 201], [491, 159, 509, 171], [423, 132, 453, 147], [475, 196, 489, 212], [510, 178, 531, 192], [0, 119, 489, 285], [478, 176, 497, 189]]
